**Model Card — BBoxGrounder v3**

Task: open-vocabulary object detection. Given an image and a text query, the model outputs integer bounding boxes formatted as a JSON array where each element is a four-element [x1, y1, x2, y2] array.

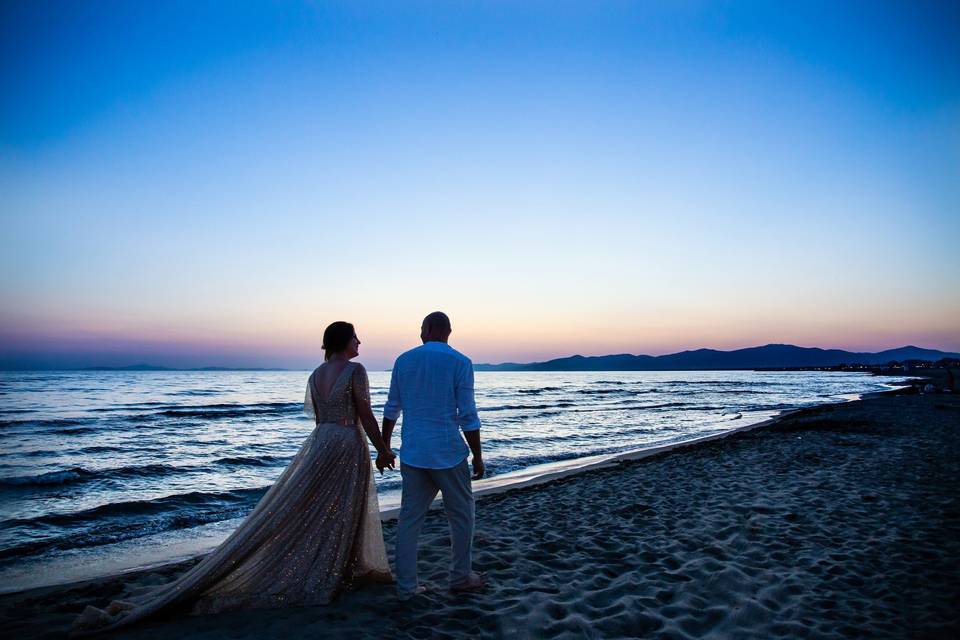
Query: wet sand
[[3, 389, 958, 639]]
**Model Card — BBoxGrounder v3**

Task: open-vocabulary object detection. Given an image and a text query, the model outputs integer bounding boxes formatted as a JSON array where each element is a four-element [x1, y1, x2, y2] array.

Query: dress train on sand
[[73, 362, 391, 635]]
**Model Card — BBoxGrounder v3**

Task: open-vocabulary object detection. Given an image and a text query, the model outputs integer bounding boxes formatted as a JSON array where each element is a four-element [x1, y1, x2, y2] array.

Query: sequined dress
[[72, 362, 392, 635]]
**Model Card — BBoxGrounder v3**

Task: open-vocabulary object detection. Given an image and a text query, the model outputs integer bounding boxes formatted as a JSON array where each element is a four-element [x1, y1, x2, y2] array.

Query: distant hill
[[475, 344, 960, 371]]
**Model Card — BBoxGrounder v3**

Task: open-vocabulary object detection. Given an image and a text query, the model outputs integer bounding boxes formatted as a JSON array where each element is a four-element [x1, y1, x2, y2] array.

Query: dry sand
[[3, 389, 958, 639]]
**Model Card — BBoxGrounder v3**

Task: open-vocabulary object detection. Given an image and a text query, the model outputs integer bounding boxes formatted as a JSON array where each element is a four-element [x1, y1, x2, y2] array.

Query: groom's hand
[[376, 450, 396, 475], [471, 456, 485, 480]]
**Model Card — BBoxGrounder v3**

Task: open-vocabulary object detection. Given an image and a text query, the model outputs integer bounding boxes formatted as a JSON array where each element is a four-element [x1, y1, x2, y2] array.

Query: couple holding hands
[[75, 311, 486, 635]]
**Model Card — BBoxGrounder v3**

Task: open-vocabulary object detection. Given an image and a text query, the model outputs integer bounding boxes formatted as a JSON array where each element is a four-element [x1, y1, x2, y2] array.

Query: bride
[[73, 321, 396, 635]]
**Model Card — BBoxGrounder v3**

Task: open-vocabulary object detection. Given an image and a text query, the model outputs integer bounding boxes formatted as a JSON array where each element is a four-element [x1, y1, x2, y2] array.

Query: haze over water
[[0, 369, 908, 592]]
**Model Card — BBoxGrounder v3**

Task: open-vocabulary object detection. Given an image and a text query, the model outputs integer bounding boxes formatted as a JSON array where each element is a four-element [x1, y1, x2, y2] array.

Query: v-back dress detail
[[73, 362, 392, 635]]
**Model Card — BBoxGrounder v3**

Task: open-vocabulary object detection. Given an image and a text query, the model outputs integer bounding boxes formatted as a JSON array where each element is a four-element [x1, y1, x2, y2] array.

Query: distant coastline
[[2, 343, 958, 373], [474, 344, 960, 372]]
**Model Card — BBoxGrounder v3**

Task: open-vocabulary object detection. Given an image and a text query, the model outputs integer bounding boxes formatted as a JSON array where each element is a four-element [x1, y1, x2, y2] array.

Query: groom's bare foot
[[450, 572, 487, 594]]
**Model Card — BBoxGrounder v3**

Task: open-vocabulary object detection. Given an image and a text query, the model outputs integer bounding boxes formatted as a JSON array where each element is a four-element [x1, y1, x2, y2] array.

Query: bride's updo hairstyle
[[322, 321, 355, 361]]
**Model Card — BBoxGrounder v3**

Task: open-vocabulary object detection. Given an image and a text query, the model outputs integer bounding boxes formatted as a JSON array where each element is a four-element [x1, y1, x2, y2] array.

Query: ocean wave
[[481, 411, 580, 427], [167, 389, 222, 397], [55, 427, 98, 435], [7, 444, 164, 459], [0, 454, 291, 490], [0, 486, 266, 530], [0, 417, 88, 430], [152, 402, 302, 419], [87, 400, 301, 419], [3, 449, 67, 458], [0, 463, 187, 489], [213, 455, 288, 467], [662, 380, 776, 386], [516, 387, 562, 394], [741, 402, 796, 412], [77, 445, 130, 454], [531, 410, 563, 419], [0, 486, 268, 561], [603, 402, 722, 412], [593, 401, 687, 411], [0, 468, 94, 487], [89, 402, 168, 412], [478, 400, 691, 422], [482, 421, 661, 451], [479, 402, 577, 412]]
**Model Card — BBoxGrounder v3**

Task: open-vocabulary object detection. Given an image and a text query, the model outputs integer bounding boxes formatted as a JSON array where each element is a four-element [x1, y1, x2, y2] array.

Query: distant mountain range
[[474, 345, 960, 371]]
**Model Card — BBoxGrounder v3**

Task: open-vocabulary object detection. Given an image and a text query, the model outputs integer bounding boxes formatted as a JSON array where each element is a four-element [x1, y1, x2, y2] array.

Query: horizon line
[[2, 342, 958, 372]]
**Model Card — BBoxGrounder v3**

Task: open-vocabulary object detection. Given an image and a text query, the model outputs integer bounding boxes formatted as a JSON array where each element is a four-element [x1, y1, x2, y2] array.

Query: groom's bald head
[[421, 311, 452, 343]]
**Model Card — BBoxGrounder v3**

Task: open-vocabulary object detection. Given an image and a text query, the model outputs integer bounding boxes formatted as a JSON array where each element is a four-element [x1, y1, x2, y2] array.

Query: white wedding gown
[[73, 362, 392, 635]]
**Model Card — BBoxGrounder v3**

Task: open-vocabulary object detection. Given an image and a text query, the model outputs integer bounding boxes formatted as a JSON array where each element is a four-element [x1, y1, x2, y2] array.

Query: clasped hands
[[375, 449, 397, 474]]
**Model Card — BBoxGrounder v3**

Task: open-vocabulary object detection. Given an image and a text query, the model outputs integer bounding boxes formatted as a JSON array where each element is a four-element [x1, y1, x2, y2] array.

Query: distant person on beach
[[382, 311, 488, 599], [72, 321, 397, 634]]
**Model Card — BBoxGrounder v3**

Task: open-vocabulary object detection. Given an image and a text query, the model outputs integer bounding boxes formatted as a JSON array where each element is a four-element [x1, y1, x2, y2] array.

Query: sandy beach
[[3, 387, 958, 639]]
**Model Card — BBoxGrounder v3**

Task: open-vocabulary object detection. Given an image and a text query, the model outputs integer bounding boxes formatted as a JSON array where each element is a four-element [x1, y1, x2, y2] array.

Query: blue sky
[[1, 1, 958, 369]]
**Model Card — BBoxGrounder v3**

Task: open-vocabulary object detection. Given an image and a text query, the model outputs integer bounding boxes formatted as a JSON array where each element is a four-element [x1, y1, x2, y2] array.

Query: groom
[[380, 311, 487, 599]]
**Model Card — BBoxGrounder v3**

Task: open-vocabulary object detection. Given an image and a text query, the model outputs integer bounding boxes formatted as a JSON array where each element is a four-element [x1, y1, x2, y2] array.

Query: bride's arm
[[352, 365, 395, 466], [303, 377, 316, 420]]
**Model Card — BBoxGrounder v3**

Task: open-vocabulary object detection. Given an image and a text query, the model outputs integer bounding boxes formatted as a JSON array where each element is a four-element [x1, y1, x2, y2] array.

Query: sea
[[0, 369, 908, 593]]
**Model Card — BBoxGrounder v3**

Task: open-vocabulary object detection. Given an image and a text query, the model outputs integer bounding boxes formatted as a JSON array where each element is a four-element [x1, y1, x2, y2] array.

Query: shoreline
[[0, 381, 911, 598]]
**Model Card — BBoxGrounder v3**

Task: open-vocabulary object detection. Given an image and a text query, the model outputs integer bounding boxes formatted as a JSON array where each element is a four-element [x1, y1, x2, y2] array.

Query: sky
[[1, 1, 958, 370]]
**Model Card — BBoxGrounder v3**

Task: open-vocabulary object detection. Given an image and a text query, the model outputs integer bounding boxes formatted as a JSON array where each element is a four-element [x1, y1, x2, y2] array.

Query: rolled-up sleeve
[[383, 364, 403, 421], [455, 361, 481, 431]]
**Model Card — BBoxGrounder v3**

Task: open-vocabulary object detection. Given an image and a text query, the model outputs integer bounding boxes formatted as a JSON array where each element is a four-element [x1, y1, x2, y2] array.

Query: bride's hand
[[376, 449, 396, 474]]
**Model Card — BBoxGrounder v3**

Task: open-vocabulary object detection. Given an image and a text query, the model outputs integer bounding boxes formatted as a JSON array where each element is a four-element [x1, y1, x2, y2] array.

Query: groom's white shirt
[[383, 342, 480, 469]]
